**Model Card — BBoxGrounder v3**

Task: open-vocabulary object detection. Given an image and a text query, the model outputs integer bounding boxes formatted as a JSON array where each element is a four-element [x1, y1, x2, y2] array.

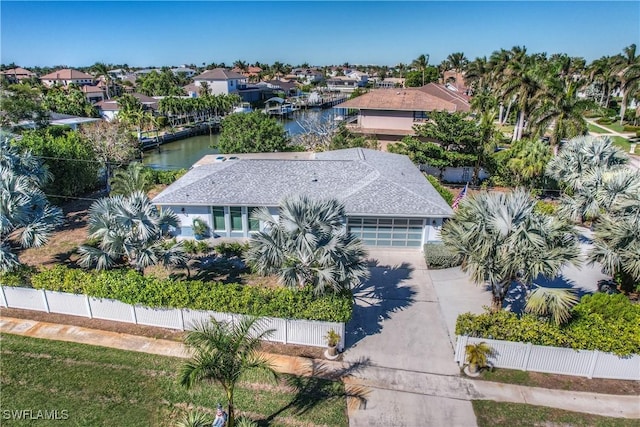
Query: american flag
[[451, 183, 468, 210]]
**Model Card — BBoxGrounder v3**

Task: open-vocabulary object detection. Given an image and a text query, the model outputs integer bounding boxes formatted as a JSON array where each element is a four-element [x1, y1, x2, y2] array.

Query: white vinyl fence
[[455, 335, 640, 381], [0, 286, 345, 350]]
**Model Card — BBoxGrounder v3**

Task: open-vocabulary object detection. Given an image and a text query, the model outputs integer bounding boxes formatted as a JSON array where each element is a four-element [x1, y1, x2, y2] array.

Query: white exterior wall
[[99, 110, 119, 121], [360, 110, 415, 132], [423, 166, 490, 183], [175, 206, 212, 237]]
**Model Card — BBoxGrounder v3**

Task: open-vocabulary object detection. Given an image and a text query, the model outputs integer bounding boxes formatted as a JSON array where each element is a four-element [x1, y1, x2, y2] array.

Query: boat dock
[[140, 120, 220, 150]]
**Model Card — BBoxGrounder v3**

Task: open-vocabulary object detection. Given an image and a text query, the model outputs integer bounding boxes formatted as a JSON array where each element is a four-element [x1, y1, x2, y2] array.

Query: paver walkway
[[2, 316, 639, 421]]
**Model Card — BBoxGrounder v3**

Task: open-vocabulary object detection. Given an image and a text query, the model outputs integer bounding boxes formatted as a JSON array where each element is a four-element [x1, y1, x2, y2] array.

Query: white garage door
[[347, 217, 424, 247]]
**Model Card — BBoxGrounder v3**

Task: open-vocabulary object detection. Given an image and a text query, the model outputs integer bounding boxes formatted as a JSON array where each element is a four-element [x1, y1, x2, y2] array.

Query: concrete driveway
[[344, 249, 477, 427]]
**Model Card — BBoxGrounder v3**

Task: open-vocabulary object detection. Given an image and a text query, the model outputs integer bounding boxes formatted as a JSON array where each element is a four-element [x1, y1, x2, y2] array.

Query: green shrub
[[425, 175, 454, 206], [0, 265, 37, 287], [622, 125, 640, 132], [143, 167, 187, 186], [595, 117, 613, 125], [182, 239, 198, 254], [24, 265, 352, 322], [534, 200, 556, 215], [456, 294, 640, 356], [423, 243, 461, 269], [214, 242, 250, 258]]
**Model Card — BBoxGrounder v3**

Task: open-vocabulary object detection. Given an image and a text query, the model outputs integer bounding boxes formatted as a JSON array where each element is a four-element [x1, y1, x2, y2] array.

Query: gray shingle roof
[[152, 148, 453, 217]]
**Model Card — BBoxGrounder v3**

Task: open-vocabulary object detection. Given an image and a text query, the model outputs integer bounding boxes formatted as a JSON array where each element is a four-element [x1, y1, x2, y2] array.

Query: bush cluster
[[534, 200, 557, 215], [425, 175, 454, 206], [182, 239, 211, 255], [595, 117, 614, 125], [455, 293, 640, 356], [622, 125, 640, 132], [23, 266, 352, 322], [143, 167, 188, 185], [214, 241, 250, 258], [423, 243, 461, 269]]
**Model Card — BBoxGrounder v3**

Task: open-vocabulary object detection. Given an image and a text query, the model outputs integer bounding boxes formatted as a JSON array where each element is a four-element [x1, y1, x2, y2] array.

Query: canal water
[[143, 109, 339, 170]]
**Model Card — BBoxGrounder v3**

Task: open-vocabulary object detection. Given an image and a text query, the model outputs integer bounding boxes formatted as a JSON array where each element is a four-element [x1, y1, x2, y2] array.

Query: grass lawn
[[473, 401, 639, 427], [477, 368, 640, 395], [611, 135, 632, 152], [588, 123, 610, 134], [597, 121, 627, 134], [0, 333, 348, 427]]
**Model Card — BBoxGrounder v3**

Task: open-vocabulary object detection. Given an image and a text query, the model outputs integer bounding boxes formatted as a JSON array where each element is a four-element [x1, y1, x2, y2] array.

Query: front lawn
[[473, 401, 638, 427], [588, 123, 610, 134], [0, 333, 348, 427], [611, 135, 632, 152]]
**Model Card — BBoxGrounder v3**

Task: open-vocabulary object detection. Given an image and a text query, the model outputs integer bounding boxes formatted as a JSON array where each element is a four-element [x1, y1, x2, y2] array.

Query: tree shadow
[[257, 357, 371, 426], [189, 255, 247, 284], [346, 259, 416, 348], [503, 273, 594, 315]]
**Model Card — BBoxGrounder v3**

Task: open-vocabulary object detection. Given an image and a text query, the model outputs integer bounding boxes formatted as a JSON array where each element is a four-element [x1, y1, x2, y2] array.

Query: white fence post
[[522, 342, 533, 371], [179, 309, 185, 331], [587, 350, 600, 379], [284, 319, 289, 345], [41, 289, 50, 313], [85, 295, 93, 319], [131, 305, 138, 324], [0, 286, 7, 307]]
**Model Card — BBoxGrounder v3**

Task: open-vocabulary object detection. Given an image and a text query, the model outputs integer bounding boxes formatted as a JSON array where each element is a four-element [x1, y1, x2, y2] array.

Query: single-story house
[[82, 84, 106, 103], [95, 93, 159, 121], [327, 77, 361, 92], [152, 148, 453, 248], [333, 83, 470, 138]]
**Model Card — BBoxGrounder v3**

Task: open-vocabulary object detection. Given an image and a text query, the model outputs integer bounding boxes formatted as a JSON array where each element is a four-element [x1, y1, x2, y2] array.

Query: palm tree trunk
[[498, 104, 504, 124], [619, 89, 628, 125], [227, 388, 235, 427], [503, 98, 514, 126]]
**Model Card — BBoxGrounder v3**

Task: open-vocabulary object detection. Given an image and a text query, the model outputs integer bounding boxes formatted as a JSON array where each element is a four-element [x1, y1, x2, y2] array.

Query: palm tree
[[110, 162, 148, 196], [441, 188, 580, 309], [411, 54, 430, 86], [503, 138, 552, 188], [613, 44, 640, 125], [525, 286, 579, 325], [0, 139, 63, 272], [447, 52, 468, 73], [77, 191, 186, 273], [91, 62, 113, 99], [529, 81, 589, 146], [180, 317, 276, 427], [546, 135, 630, 223], [245, 196, 370, 295]]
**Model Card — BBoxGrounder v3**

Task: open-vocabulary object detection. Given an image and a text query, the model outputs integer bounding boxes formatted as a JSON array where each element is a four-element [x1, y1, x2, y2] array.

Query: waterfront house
[[152, 148, 453, 248], [171, 67, 197, 78], [333, 83, 470, 138], [40, 69, 95, 87], [327, 76, 360, 93], [0, 67, 36, 83], [346, 70, 369, 86], [96, 93, 159, 121], [192, 68, 262, 103]]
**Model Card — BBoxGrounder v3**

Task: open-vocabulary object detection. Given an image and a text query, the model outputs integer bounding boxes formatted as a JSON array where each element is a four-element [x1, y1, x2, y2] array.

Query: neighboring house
[[82, 85, 106, 103], [346, 70, 369, 86], [108, 69, 127, 80], [0, 67, 36, 83], [192, 68, 261, 103], [256, 79, 300, 97], [373, 77, 405, 88], [171, 67, 196, 78], [333, 83, 471, 138], [327, 77, 360, 92], [231, 66, 262, 80], [152, 148, 453, 248], [290, 68, 324, 84], [95, 93, 159, 121], [40, 69, 95, 87], [135, 68, 162, 77]]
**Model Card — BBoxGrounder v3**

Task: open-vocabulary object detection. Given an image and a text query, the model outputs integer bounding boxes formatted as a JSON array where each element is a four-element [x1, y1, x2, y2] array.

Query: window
[[248, 207, 260, 231], [413, 111, 428, 122], [212, 207, 225, 230], [230, 207, 242, 231]]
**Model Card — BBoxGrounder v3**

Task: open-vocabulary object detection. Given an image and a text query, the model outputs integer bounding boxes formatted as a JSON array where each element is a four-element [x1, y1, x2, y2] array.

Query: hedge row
[[455, 294, 640, 356], [16, 266, 352, 323], [423, 243, 461, 269]]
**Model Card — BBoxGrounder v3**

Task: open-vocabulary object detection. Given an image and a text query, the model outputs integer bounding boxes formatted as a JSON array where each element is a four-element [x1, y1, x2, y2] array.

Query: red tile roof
[[194, 68, 246, 81], [40, 68, 94, 80]]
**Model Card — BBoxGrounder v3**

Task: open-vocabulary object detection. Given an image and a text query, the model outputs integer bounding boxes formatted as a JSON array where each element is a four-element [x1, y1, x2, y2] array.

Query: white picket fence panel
[[45, 291, 90, 317], [1, 286, 344, 349], [455, 335, 640, 380]]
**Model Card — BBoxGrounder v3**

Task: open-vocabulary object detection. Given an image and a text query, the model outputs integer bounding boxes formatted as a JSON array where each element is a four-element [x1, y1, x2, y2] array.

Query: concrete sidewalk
[[3, 316, 639, 420]]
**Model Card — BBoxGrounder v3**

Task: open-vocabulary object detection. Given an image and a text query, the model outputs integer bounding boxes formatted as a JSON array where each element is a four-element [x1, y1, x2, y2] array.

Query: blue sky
[[1, 1, 639, 67]]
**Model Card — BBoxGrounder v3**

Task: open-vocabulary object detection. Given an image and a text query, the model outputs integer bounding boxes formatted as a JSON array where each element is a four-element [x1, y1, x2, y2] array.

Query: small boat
[[233, 102, 253, 114]]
